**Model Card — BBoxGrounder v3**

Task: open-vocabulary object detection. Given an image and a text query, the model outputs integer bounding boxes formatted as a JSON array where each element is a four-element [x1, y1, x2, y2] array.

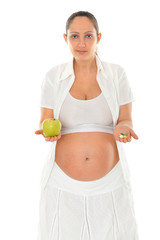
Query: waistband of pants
[[48, 160, 128, 196]]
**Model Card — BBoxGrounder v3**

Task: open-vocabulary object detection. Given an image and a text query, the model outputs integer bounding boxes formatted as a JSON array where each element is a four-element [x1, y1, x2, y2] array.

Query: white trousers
[[37, 160, 139, 240]]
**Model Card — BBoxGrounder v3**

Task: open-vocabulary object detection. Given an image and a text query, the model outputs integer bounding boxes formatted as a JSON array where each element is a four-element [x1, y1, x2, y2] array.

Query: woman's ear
[[63, 33, 67, 43], [97, 33, 102, 44]]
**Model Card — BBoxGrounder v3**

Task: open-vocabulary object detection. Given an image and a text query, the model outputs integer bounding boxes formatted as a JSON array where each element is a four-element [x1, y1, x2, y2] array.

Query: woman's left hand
[[113, 125, 139, 143]]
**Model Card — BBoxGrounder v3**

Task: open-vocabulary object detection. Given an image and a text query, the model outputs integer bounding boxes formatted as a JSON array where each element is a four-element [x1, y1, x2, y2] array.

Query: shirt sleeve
[[39, 72, 55, 109], [119, 69, 135, 106]]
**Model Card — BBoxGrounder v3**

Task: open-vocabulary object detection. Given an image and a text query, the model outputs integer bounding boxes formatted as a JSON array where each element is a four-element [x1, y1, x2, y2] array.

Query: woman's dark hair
[[65, 11, 99, 35]]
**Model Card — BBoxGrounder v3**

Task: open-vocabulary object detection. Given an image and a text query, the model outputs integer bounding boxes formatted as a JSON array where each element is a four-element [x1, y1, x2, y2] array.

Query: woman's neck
[[73, 55, 97, 74]]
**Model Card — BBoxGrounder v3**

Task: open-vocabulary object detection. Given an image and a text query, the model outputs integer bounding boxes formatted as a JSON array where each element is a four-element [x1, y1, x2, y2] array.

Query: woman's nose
[[78, 38, 86, 47]]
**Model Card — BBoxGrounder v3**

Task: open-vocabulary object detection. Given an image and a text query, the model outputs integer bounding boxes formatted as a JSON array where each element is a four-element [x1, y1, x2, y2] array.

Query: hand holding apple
[[42, 118, 62, 137], [35, 118, 62, 142]]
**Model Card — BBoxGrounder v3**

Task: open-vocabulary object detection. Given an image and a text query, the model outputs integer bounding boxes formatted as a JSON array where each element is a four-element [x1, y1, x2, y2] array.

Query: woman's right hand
[[35, 129, 61, 142]]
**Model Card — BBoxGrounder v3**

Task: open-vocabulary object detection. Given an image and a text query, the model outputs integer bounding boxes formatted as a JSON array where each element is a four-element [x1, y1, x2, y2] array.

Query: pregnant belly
[[55, 132, 120, 181]]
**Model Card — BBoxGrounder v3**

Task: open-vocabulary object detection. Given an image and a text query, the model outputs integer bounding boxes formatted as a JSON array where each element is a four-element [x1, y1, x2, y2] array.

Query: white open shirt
[[39, 54, 135, 191]]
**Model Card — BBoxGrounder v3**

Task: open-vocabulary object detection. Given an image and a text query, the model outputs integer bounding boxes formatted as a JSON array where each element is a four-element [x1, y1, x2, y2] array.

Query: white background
[[0, 0, 160, 239]]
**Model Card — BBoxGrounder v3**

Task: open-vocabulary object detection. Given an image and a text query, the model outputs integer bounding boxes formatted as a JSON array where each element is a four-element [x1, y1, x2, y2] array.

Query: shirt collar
[[59, 54, 104, 81]]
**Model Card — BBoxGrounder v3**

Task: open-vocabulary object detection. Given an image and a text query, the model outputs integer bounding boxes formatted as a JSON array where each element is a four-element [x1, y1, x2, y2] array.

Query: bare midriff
[[54, 75, 120, 181], [55, 132, 120, 181]]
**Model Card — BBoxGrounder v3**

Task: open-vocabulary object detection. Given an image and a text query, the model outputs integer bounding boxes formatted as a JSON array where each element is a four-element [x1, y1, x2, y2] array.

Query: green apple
[[42, 118, 62, 137]]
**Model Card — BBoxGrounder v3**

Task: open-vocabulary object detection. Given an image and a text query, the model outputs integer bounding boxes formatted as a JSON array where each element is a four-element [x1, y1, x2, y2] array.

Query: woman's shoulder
[[99, 57, 126, 83], [101, 58, 125, 73], [46, 61, 69, 75], [44, 60, 71, 84]]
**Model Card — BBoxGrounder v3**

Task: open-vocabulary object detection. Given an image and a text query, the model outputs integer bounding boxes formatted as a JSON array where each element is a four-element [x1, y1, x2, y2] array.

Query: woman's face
[[63, 16, 102, 61]]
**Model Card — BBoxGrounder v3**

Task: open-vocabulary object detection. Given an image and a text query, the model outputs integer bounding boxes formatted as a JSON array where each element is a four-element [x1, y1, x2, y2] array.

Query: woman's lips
[[76, 50, 87, 54]]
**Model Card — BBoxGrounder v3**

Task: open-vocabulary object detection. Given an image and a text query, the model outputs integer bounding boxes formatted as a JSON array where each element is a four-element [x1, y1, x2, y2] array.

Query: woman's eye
[[86, 34, 92, 38], [71, 35, 78, 39]]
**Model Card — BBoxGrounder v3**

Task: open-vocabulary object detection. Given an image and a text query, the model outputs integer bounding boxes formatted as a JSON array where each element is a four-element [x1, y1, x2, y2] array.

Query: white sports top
[[59, 91, 114, 135]]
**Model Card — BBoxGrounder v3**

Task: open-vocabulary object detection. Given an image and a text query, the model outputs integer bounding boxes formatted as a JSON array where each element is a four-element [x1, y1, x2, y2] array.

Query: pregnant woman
[[35, 11, 139, 240]]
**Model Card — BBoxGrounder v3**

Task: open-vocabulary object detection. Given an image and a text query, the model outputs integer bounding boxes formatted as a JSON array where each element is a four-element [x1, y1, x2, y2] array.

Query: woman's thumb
[[130, 129, 139, 140], [35, 129, 43, 135]]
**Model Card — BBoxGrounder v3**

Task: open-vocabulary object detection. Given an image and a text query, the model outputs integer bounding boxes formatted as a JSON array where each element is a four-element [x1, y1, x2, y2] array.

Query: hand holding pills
[[113, 125, 139, 143]]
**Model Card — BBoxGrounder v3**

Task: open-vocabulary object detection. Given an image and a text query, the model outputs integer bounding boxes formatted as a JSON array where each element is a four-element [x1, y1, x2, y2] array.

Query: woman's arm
[[39, 107, 54, 129], [116, 102, 133, 129], [114, 102, 139, 142]]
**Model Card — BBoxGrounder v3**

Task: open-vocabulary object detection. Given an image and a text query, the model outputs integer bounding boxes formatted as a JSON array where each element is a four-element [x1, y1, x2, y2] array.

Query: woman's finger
[[118, 137, 123, 142], [130, 129, 139, 139], [35, 129, 43, 135], [46, 134, 61, 142], [45, 137, 49, 141], [123, 138, 128, 143], [50, 136, 57, 142]]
